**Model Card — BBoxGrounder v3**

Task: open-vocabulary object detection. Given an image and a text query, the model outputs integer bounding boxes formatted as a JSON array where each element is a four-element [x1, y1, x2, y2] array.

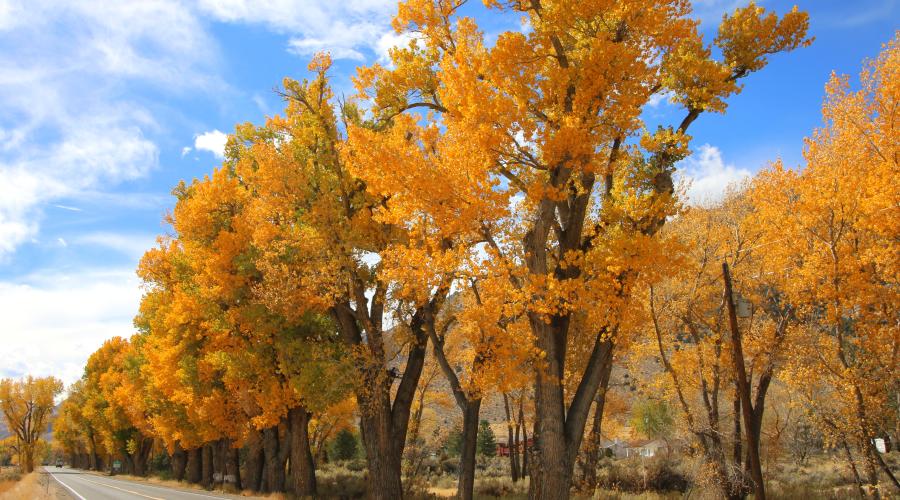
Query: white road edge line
[[47, 469, 88, 500], [87, 473, 232, 499]]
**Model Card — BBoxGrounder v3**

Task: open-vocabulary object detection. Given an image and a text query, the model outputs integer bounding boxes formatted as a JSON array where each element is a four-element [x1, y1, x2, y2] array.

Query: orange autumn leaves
[[49, 0, 839, 496]]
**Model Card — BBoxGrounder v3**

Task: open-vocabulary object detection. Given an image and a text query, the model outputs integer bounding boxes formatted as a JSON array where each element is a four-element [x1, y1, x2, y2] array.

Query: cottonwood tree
[[638, 189, 803, 498], [353, 0, 810, 496], [233, 55, 460, 499], [0, 375, 63, 473], [751, 34, 900, 495]]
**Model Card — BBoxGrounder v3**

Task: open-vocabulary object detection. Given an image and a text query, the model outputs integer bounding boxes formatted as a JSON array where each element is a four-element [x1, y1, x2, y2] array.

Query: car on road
[[55, 459, 63, 467]]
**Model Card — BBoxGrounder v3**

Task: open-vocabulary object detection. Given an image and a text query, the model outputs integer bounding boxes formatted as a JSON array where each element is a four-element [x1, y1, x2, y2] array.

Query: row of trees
[[630, 35, 899, 497], [50, 0, 896, 498]]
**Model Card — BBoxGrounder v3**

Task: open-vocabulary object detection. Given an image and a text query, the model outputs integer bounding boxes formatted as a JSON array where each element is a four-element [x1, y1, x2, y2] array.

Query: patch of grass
[[316, 463, 368, 498], [473, 476, 529, 498]]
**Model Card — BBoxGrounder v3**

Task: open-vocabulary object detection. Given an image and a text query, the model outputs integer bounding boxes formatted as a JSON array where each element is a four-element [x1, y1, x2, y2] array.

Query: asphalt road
[[44, 467, 249, 500]]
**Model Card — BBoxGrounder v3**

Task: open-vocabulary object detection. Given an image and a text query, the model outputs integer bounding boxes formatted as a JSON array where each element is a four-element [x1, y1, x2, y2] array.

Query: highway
[[44, 466, 251, 500]]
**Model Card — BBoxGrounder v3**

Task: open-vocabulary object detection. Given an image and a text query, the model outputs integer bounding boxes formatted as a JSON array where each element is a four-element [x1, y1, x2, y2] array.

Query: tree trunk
[[171, 443, 187, 481], [243, 430, 265, 492], [520, 400, 529, 477], [358, 403, 404, 499], [289, 407, 317, 497], [132, 437, 152, 477], [723, 263, 765, 500], [332, 297, 435, 500], [841, 440, 866, 498], [528, 322, 614, 499], [733, 389, 742, 469], [583, 352, 614, 489], [212, 439, 225, 488], [503, 393, 520, 482], [528, 317, 572, 500], [201, 442, 214, 489], [186, 447, 202, 484], [457, 399, 482, 500], [224, 441, 242, 491], [262, 421, 291, 492]]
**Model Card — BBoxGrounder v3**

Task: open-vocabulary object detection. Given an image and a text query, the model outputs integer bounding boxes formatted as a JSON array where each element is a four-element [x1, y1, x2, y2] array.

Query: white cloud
[[677, 144, 751, 205], [56, 237, 67, 247], [196, 0, 398, 61], [375, 30, 420, 64], [648, 90, 675, 108], [73, 232, 158, 260], [0, 268, 142, 386], [0, 0, 222, 258], [194, 129, 228, 158], [181, 146, 193, 157]]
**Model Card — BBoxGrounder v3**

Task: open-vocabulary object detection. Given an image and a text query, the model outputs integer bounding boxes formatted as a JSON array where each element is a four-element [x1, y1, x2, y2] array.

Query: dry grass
[[76, 470, 270, 498], [0, 467, 21, 497], [1, 471, 68, 499]]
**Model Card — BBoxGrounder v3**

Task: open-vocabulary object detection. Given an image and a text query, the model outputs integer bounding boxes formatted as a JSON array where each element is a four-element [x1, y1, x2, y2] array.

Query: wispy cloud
[[73, 232, 158, 260], [52, 204, 83, 212], [196, 0, 398, 61], [823, 0, 898, 28], [0, 0, 221, 258]]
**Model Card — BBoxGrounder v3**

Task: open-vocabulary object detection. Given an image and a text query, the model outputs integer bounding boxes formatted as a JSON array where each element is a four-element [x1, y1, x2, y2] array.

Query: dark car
[[55, 459, 63, 467]]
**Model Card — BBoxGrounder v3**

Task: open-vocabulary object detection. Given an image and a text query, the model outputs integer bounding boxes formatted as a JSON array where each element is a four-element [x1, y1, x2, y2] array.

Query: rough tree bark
[[262, 421, 290, 492], [243, 430, 265, 492], [288, 406, 317, 497], [223, 441, 242, 491], [186, 447, 202, 484], [171, 442, 187, 482], [201, 442, 214, 489], [331, 281, 448, 500]]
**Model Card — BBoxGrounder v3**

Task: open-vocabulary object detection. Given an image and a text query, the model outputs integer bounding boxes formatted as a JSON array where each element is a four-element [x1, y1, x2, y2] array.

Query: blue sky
[[0, 0, 897, 385]]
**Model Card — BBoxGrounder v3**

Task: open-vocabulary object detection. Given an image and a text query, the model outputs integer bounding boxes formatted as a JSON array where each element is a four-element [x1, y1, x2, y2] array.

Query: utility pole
[[723, 262, 765, 500]]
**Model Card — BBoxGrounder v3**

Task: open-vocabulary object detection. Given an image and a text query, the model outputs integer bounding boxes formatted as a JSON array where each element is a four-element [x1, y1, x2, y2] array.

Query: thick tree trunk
[[123, 452, 135, 475], [332, 297, 434, 500], [224, 441, 242, 491], [457, 399, 482, 500], [529, 321, 614, 499], [186, 447, 202, 484], [132, 437, 153, 477], [212, 439, 225, 488], [289, 407, 317, 497], [528, 318, 572, 500], [171, 443, 187, 481], [358, 403, 404, 499], [201, 442, 214, 489], [262, 421, 290, 492], [243, 430, 265, 492]]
